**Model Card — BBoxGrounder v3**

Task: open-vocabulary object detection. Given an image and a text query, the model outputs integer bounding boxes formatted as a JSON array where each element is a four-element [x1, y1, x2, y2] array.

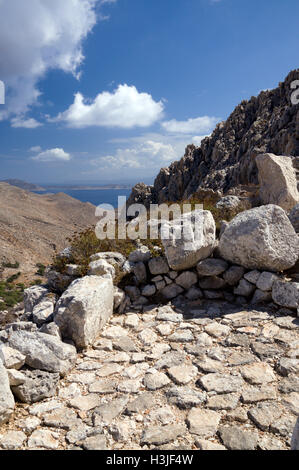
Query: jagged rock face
[[128, 69, 299, 206], [0, 360, 15, 424]]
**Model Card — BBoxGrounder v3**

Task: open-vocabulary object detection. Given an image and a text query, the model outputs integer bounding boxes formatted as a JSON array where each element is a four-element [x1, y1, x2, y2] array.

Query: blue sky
[[0, 0, 298, 185]]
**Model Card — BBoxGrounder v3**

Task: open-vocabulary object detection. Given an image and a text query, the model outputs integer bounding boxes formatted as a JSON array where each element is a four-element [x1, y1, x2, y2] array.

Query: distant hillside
[[0, 183, 98, 280], [128, 69, 299, 206], [2, 179, 45, 191]]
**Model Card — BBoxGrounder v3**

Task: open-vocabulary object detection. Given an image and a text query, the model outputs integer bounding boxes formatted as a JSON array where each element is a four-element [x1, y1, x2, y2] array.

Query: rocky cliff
[[128, 69, 299, 206]]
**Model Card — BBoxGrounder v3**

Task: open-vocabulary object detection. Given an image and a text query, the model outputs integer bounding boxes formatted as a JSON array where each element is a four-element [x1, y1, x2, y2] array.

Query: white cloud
[[90, 140, 177, 171], [161, 116, 220, 134], [0, 0, 103, 121], [11, 116, 42, 129], [53, 84, 164, 128], [29, 146, 42, 153], [31, 148, 71, 162]]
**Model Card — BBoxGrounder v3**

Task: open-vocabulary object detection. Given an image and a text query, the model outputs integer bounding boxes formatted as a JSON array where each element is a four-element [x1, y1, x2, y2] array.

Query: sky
[[0, 0, 298, 186]]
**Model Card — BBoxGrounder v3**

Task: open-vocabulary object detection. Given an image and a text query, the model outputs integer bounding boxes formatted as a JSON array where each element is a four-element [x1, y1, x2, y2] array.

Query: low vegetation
[[0, 279, 24, 310]]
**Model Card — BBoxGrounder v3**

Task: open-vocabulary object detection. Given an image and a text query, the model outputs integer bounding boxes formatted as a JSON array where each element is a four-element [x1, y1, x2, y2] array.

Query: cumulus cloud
[[11, 116, 42, 129], [161, 116, 220, 135], [0, 0, 102, 121], [31, 148, 71, 162], [53, 84, 164, 128], [90, 140, 177, 170]]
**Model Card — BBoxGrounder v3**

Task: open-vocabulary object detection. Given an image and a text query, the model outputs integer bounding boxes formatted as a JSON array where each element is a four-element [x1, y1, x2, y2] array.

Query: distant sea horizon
[[33, 187, 132, 208]]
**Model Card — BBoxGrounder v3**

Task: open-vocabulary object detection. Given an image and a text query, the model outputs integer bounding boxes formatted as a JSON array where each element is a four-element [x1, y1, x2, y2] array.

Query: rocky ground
[[0, 300, 298, 451]]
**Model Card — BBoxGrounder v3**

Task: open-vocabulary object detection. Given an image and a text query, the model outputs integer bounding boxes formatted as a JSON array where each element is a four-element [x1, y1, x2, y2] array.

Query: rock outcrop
[[127, 69, 299, 206], [256, 153, 299, 211]]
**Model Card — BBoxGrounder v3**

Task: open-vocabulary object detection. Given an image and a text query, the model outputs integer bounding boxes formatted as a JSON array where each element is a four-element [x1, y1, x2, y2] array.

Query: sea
[[33, 188, 132, 208]]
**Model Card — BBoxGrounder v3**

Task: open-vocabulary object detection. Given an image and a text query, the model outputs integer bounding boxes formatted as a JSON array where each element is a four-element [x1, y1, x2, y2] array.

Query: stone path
[[0, 301, 298, 450]]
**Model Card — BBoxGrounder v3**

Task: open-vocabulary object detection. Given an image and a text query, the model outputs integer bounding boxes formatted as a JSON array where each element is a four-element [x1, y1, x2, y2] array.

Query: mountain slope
[[128, 69, 299, 206], [0, 183, 97, 280]]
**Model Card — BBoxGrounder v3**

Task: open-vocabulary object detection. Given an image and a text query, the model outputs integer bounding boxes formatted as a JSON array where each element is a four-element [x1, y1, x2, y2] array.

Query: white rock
[[0, 360, 15, 424], [219, 205, 299, 271], [161, 209, 216, 271], [54, 275, 114, 348], [256, 153, 299, 211], [88, 259, 115, 278], [0, 345, 25, 369]]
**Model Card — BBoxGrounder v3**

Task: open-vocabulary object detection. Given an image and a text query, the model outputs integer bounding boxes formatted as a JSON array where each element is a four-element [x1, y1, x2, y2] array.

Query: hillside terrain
[[0, 183, 97, 281], [1, 180, 45, 191], [128, 69, 299, 206]]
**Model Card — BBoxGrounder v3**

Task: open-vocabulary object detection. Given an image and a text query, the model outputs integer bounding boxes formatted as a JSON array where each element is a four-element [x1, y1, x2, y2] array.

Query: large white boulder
[[54, 276, 114, 348], [256, 153, 299, 211], [0, 359, 15, 424], [161, 210, 216, 271], [219, 205, 299, 271]]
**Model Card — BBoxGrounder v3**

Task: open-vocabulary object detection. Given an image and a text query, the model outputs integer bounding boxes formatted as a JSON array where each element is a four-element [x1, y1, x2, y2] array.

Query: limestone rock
[[7, 330, 77, 376], [187, 408, 220, 437], [23, 285, 49, 313], [161, 210, 216, 271], [128, 246, 151, 263], [148, 257, 169, 275], [12, 370, 60, 404], [175, 271, 197, 289], [272, 280, 299, 309], [196, 258, 228, 276], [256, 272, 279, 291], [88, 259, 115, 278], [0, 360, 15, 425], [0, 346, 25, 370], [256, 153, 299, 211], [219, 426, 258, 450], [161, 283, 184, 300], [219, 205, 299, 271], [289, 204, 299, 233], [223, 266, 245, 286], [54, 276, 114, 348]]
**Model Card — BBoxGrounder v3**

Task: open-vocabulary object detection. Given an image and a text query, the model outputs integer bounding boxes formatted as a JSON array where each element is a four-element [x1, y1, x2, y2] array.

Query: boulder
[[272, 280, 299, 309], [198, 276, 226, 290], [0, 346, 25, 370], [24, 285, 49, 313], [256, 153, 299, 211], [7, 330, 77, 376], [141, 285, 156, 297], [234, 279, 255, 297], [0, 359, 15, 424], [289, 204, 299, 233], [54, 276, 114, 349], [11, 370, 60, 404], [32, 296, 56, 327], [161, 210, 216, 271], [219, 205, 299, 271], [88, 259, 115, 278], [216, 196, 242, 210]]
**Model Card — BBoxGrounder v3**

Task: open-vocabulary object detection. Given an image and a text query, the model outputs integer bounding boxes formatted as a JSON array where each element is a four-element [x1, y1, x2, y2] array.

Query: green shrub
[[35, 263, 46, 276], [2, 261, 20, 269]]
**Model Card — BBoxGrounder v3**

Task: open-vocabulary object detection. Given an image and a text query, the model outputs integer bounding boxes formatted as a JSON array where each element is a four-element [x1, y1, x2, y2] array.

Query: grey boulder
[[54, 276, 114, 348], [219, 205, 299, 271]]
